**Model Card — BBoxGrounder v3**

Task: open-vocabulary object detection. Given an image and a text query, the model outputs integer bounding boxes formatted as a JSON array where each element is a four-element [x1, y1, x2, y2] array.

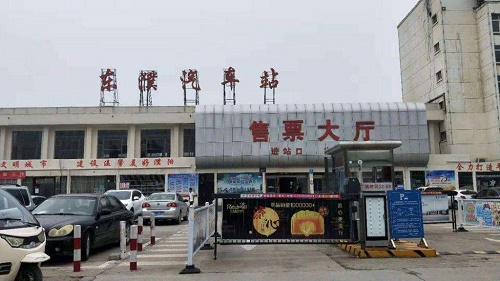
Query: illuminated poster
[[217, 173, 262, 194], [424, 170, 455, 190], [222, 196, 350, 241], [167, 174, 199, 195]]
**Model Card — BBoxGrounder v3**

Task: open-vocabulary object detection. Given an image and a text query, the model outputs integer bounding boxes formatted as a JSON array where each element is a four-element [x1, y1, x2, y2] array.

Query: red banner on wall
[[0, 171, 26, 179]]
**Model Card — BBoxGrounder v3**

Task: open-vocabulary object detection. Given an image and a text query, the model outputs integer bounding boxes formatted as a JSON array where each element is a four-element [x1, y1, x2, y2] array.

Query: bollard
[[138, 216, 143, 251], [456, 200, 468, 232], [73, 225, 81, 272], [150, 213, 156, 245], [120, 221, 127, 259], [130, 225, 138, 271]]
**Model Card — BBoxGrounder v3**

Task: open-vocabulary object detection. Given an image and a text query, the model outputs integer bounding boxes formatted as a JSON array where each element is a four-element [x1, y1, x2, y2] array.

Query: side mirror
[[133, 196, 139, 201], [183, 199, 189, 203], [100, 208, 112, 216]]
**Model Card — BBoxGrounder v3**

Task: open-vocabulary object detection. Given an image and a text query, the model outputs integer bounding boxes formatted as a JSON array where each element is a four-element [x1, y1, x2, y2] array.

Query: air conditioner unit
[[476, 158, 486, 163]]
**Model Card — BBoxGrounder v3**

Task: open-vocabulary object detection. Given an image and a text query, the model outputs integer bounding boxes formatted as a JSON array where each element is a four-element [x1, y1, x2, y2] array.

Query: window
[[140, 129, 171, 157], [495, 45, 500, 64], [436, 71, 443, 82], [439, 121, 446, 142], [458, 172, 473, 189], [434, 42, 440, 54], [107, 196, 124, 212], [97, 130, 127, 158], [410, 171, 425, 190], [54, 130, 84, 159], [493, 14, 500, 35], [183, 128, 195, 157], [11, 131, 42, 160], [432, 14, 438, 25]]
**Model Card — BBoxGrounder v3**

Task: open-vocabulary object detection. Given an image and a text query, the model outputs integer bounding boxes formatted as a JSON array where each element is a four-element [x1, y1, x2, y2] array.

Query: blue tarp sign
[[387, 190, 424, 239]]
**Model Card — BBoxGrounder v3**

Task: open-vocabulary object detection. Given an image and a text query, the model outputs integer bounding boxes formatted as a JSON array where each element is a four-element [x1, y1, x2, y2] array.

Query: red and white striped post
[[137, 216, 143, 251], [129, 225, 138, 271], [150, 213, 156, 245], [73, 225, 81, 272]]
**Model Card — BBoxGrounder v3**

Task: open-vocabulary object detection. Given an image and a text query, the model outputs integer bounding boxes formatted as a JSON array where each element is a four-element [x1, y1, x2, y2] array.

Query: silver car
[[142, 192, 189, 224]]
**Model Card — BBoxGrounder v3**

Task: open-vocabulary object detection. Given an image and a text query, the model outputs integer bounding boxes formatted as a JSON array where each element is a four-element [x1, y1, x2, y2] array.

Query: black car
[[32, 194, 133, 261], [472, 187, 500, 199]]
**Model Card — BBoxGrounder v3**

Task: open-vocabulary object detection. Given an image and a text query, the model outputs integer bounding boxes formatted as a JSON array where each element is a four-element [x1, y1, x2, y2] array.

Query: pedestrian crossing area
[[122, 226, 190, 268]]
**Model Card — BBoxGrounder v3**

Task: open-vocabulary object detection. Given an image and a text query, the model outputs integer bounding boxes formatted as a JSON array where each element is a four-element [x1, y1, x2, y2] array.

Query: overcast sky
[[1, 0, 419, 108]]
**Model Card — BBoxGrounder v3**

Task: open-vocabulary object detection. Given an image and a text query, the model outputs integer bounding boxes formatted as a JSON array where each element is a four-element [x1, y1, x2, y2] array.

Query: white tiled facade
[[399, 0, 500, 160]]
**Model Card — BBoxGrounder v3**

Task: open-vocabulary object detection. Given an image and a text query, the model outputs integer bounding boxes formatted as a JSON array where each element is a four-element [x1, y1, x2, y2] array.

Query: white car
[[450, 189, 477, 208], [105, 189, 145, 217]]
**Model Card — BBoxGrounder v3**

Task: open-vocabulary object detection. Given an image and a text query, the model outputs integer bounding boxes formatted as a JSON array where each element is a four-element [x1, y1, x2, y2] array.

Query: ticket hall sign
[[195, 103, 430, 168]]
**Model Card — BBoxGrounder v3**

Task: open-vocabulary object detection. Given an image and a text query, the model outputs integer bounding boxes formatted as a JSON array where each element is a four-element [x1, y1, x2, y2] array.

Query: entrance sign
[[221, 195, 350, 243], [387, 190, 424, 239]]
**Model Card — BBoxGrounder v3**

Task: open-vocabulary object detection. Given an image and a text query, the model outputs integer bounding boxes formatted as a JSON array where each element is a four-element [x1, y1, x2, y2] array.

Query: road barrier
[[130, 225, 138, 271], [138, 216, 143, 251], [150, 213, 156, 245], [73, 225, 81, 272], [179, 201, 216, 274]]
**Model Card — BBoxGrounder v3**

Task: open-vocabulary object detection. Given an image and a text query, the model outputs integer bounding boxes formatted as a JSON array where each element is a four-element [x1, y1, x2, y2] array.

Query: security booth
[[324, 141, 402, 249]]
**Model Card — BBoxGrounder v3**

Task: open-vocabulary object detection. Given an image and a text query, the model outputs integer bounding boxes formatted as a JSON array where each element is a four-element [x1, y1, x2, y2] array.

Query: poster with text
[[222, 197, 350, 241], [424, 170, 455, 190], [217, 173, 262, 194], [167, 174, 199, 195]]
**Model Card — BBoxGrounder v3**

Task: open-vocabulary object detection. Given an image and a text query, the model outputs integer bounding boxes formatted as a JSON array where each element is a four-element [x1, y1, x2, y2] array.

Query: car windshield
[[106, 191, 131, 200], [0, 190, 39, 230], [33, 197, 97, 216], [149, 193, 175, 201]]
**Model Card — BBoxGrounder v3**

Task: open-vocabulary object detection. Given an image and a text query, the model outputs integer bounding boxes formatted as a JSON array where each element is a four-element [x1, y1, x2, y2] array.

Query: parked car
[[472, 187, 500, 199], [449, 189, 477, 207], [32, 194, 133, 261], [416, 186, 444, 192], [104, 189, 145, 217], [31, 195, 47, 207], [0, 185, 36, 211], [141, 192, 189, 224], [0, 189, 50, 281]]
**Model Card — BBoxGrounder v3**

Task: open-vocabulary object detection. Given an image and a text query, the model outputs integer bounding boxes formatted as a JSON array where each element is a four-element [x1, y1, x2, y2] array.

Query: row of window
[[10, 129, 195, 160]]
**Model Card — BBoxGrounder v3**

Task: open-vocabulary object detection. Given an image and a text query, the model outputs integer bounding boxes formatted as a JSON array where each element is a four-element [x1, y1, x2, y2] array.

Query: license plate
[[154, 211, 163, 216]]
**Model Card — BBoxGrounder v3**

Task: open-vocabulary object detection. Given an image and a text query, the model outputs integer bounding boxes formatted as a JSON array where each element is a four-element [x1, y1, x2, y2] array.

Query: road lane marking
[[137, 253, 187, 258], [118, 261, 186, 266]]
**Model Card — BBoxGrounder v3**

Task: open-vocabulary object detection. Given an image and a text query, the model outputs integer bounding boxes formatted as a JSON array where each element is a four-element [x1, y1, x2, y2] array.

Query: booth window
[[11, 131, 42, 160], [493, 14, 500, 35]]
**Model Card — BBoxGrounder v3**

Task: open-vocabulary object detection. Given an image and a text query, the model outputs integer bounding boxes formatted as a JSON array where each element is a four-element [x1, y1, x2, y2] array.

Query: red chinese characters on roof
[[260, 68, 279, 89], [318, 120, 340, 141], [353, 121, 375, 141], [138, 71, 158, 92], [180, 69, 201, 91], [221, 67, 239, 91], [100, 69, 117, 92]]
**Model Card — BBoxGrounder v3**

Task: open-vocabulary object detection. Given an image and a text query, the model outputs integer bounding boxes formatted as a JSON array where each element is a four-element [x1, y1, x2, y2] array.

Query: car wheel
[[15, 264, 43, 281], [81, 231, 92, 261]]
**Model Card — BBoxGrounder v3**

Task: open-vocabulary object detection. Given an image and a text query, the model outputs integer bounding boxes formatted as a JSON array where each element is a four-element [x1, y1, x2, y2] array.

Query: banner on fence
[[222, 196, 350, 242], [461, 199, 500, 228], [421, 193, 449, 222]]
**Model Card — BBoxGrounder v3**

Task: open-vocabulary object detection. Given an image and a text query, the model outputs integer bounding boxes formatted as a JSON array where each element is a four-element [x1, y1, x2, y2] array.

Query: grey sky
[[1, 0, 418, 108]]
